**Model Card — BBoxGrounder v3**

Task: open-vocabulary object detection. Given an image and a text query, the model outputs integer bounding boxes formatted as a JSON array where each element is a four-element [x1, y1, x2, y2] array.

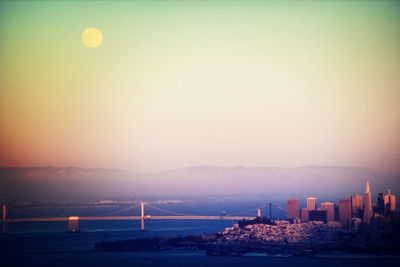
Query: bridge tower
[[269, 203, 272, 219], [140, 201, 145, 231], [1, 204, 6, 234], [68, 216, 80, 233]]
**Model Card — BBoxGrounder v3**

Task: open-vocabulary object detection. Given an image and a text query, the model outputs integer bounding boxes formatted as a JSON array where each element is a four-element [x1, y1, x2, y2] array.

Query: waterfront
[[1, 219, 399, 267]]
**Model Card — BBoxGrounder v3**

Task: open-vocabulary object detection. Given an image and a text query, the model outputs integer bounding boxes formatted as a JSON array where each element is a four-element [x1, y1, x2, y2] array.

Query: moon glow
[[82, 28, 103, 48]]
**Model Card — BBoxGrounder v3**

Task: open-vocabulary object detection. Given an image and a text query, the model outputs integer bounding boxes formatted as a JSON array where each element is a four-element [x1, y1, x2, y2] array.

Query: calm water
[[1, 205, 399, 266], [1, 220, 399, 267]]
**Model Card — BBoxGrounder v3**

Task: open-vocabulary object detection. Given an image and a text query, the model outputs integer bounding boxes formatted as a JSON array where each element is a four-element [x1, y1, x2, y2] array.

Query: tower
[[301, 208, 311, 222], [286, 199, 299, 220], [321, 202, 335, 222], [339, 199, 351, 229], [269, 203, 272, 219], [350, 194, 363, 217], [309, 209, 328, 223], [377, 192, 384, 215], [140, 201, 145, 231], [363, 181, 373, 224], [384, 189, 396, 213], [306, 197, 317, 210]]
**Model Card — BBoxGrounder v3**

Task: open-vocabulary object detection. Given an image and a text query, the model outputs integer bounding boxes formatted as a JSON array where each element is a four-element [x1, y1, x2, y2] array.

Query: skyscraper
[[307, 197, 317, 210], [384, 189, 396, 213], [321, 202, 335, 222], [377, 192, 384, 215], [339, 199, 351, 229], [363, 181, 373, 224], [301, 208, 311, 223], [350, 194, 363, 217], [309, 209, 328, 223], [286, 199, 299, 220]]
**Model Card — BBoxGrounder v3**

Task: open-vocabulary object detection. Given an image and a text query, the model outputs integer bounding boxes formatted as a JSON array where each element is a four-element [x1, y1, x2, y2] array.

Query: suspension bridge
[[1, 202, 286, 233]]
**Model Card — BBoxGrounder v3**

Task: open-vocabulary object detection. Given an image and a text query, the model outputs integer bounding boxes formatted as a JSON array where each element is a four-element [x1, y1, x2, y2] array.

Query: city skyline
[[1, 1, 400, 173], [283, 181, 397, 230]]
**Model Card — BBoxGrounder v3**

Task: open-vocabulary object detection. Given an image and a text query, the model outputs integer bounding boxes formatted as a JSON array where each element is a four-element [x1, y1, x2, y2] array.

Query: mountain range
[[0, 166, 398, 203]]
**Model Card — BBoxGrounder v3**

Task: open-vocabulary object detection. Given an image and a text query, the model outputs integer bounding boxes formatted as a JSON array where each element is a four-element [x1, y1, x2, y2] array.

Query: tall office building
[[286, 199, 299, 220], [306, 197, 317, 210], [309, 209, 328, 223], [321, 202, 335, 222], [339, 198, 351, 229], [363, 181, 373, 224], [377, 193, 384, 215], [350, 194, 363, 217], [301, 208, 311, 223], [384, 189, 396, 213], [334, 204, 339, 221]]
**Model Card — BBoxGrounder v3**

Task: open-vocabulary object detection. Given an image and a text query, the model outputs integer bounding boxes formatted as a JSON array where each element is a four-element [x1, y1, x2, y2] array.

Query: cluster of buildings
[[286, 181, 397, 230], [214, 182, 399, 255], [221, 220, 341, 245]]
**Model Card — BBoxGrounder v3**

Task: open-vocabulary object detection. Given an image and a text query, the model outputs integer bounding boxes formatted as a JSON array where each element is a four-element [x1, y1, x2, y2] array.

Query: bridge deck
[[2, 215, 255, 223]]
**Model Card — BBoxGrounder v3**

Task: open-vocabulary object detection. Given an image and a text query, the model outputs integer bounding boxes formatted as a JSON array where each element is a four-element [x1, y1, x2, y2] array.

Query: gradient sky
[[0, 1, 399, 173]]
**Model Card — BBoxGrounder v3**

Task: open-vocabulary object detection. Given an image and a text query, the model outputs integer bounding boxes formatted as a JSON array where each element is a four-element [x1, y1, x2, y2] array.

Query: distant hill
[[0, 166, 399, 203], [145, 165, 400, 200], [0, 167, 137, 202]]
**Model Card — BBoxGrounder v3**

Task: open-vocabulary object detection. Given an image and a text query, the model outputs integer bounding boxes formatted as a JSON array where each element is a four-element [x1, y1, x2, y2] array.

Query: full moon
[[82, 28, 103, 48]]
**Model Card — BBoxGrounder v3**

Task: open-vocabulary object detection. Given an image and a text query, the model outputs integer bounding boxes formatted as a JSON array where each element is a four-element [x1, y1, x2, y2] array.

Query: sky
[[0, 1, 399, 173]]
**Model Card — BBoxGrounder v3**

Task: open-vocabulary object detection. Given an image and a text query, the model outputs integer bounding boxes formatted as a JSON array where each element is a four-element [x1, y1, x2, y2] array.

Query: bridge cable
[[269, 202, 286, 212], [99, 202, 142, 216], [145, 204, 195, 216], [228, 204, 267, 216], [6, 206, 52, 218]]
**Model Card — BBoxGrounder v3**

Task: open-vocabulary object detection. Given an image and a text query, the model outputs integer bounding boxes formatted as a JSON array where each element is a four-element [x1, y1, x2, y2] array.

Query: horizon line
[[0, 164, 397, 175]]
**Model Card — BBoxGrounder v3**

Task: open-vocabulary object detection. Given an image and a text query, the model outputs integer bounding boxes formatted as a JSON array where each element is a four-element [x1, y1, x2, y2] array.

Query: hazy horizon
[[1, 163, 400, 175], [1, 165, 398, 203], [1, 1, 400, 173]]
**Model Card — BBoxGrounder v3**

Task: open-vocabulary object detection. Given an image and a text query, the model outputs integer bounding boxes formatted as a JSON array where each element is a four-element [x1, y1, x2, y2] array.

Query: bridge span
[[4, 215, 255, 223], [1, 202, 267, 233]]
